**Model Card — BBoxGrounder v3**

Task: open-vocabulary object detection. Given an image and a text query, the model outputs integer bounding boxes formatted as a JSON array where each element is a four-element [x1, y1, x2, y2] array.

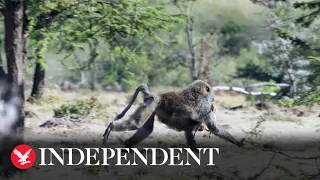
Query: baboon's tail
[[114, 84, 153, 121], [103, 84, 154, 145]]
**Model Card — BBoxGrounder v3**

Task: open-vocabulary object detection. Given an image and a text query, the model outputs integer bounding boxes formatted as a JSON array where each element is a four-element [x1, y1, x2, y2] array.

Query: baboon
[[103, 80, 244, 150], [110, 88, 215, 132]]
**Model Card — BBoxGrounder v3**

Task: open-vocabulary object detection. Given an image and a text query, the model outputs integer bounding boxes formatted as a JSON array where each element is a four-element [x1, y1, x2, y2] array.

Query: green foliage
[[23, 0, 184, 87], [53, 99, 98, 118], [220, 19, 244, 36], [262, 84, 281, 99], [276, 97, 295, 108], [26, 0, 314, 94], [293, 1, 320, 27], [306, 56, 320, 84], [235, 48, 283, 82], [219, 19, 251, 56], [55, 0, 183, 66], [293, 56, 320, 106], [294, 87, 320, 107], [25, 0, 71, 72], [271, 1, 320, 107], [29, 30, 51, 70], [274, 1, 320, 50], [236, 0, 319, 107], [40, 0, 185, 90]]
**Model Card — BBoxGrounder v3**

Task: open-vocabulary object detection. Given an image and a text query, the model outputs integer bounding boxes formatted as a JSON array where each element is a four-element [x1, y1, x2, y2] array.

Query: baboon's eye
[[206, 86, 210, 92]]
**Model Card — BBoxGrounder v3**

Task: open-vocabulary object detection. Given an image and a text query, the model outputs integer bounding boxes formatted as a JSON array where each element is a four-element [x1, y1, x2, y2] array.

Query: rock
[[255, 102, 271, 110], [39, 116, 83, 128], [227, 105, 244, 111], [39, 117, 73, 128]]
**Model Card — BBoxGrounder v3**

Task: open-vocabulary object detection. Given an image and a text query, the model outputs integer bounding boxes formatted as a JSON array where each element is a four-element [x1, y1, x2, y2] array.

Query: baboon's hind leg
[[185, 122, 202, 151], [124, 112, 156, 148]]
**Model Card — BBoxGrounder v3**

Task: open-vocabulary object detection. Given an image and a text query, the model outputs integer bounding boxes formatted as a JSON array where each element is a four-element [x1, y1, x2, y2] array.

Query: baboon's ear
[[143, 97, 154, 106]]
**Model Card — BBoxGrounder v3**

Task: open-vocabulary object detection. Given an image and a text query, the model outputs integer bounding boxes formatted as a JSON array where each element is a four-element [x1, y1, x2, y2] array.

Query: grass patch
[[27, 95, 64, 105]]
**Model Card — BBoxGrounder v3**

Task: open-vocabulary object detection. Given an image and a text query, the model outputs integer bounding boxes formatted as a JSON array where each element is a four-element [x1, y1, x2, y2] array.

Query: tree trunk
[[89, 62, 96, 91], [30, 62, 45, 99], [30, 34, 46, 100], [186, 16, 198, 81], [75, 53, 87, 88], [197, 40, 211, 83], [88, 39, 98, 91], [4, 0, 26, 135], [0, 0, 27, 175]]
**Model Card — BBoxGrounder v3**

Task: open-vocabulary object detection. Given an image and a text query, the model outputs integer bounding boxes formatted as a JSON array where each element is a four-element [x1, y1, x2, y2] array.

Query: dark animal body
[[103, 80, 244, 150]]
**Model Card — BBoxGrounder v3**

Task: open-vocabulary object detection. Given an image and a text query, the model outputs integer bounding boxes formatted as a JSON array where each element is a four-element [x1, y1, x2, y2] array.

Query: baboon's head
[[187, 80, 215, 103]]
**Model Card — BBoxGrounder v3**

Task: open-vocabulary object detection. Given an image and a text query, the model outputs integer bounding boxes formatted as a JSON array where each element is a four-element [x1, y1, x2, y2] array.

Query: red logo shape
[[11, 144, 36, 170]]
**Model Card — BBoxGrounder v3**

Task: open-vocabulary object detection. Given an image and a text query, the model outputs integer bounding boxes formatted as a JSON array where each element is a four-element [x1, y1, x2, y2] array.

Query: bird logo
[[11, 144, 36, 169]]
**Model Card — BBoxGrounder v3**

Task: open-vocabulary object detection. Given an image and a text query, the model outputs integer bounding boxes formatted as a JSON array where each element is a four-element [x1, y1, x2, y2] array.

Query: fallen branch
[[244, 82, 290, 90], [225, 105, 244, 111], [213, 82, 291, 99], [213, 86, 277, 96]]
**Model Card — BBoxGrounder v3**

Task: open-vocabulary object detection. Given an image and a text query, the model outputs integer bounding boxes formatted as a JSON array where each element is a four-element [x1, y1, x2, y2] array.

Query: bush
[[53, 97, 99, 117], [276, 97, 294, 108]]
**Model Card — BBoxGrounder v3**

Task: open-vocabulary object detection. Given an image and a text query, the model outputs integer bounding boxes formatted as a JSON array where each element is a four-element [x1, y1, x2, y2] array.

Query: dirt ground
[[13, 88, 320, 180]]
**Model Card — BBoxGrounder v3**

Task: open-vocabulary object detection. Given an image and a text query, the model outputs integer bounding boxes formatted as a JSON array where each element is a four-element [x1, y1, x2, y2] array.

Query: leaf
[[308, 56, 320, 62], [153, 35, 167, 44], [278, 9, 286, 20], [113, 46, 122, 57]]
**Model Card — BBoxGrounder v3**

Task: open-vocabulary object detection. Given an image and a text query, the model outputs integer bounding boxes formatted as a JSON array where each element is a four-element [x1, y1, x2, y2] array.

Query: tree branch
[[34, 0, 91, 30]]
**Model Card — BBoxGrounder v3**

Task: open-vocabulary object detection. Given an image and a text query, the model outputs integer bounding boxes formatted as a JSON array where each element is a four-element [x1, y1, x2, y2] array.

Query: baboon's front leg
[[203, 112, 244, 147]]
